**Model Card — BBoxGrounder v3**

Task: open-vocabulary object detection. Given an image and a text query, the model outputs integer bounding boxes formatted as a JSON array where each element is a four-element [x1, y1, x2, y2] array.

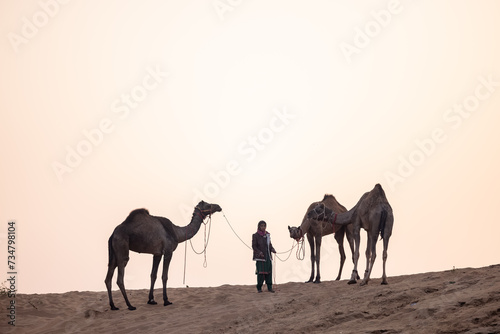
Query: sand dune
[[2, 265, 499, 333]]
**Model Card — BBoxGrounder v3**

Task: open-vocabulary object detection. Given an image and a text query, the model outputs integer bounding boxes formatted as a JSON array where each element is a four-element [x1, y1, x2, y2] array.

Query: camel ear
[[288, 225, 291, 231]]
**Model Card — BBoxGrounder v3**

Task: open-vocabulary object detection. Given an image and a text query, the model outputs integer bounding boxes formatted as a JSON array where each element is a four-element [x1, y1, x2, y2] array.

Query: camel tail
[[107, 234, 115, 266], [379, 209, 388, 241]]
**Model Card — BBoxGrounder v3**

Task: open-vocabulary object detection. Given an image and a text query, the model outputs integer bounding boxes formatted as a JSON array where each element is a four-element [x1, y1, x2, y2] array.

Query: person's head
[[258, 220, 267, 232]]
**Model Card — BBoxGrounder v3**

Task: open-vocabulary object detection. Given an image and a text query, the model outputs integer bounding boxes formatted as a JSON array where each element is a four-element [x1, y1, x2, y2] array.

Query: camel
[[288, 194, 358, 283], [104, 200, 222, 310], [307, 184, 393, 285]]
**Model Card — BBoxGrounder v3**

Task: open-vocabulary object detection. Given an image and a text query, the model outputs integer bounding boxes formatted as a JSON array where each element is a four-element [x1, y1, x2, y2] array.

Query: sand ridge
[[1, 265, 499, 333]]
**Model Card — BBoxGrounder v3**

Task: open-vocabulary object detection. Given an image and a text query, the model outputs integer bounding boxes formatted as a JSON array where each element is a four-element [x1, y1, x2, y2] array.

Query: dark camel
[[105, 200, 222, 310], [307, 184, 393, 285], [288, 194, 357, 283]]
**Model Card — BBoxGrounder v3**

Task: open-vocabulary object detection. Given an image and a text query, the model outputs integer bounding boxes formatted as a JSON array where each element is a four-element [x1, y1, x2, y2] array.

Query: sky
[[1, 0, 499, 294]]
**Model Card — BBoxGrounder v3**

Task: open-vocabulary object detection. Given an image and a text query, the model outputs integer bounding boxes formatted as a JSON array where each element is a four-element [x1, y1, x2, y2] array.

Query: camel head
[[195, 200, 222, 218], [288, 226, 303, 241], [307, 203, 333, 221]]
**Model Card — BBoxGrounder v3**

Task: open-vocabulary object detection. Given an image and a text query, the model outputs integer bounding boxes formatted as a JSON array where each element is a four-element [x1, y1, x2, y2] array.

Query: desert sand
[[1, 265, 499, 333]]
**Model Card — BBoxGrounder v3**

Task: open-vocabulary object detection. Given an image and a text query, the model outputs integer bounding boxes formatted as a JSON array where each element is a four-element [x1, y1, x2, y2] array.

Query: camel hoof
[[360, 281, 368, 286], [110, 305, 119, 311], [147, 300, 157, 305], [164, 300, 172, 306], [347, 280, 357, 285], [128, 306, 136, 311], [313, 280, 321, 284], [381, 281, 388, 285], [305, 279, 314, 283]]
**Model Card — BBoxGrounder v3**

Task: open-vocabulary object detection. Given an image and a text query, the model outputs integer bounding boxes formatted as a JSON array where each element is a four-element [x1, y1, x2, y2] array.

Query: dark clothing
[[252, 232, 276, 261], [252, 231, 276, 292], [257, 267, 273, 291]]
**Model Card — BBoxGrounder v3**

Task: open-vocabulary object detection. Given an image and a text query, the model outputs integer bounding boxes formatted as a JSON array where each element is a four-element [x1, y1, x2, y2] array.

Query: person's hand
[[259, 252, 264, 258], [272, 250, 276, 254]]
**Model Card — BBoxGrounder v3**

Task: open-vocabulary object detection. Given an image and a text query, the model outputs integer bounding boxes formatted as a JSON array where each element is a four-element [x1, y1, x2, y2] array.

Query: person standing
[[252, 220, 276, 293]]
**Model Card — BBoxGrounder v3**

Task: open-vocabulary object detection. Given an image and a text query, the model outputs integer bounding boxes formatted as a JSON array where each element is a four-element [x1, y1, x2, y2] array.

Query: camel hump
[[322, 194, 335, 201], [374, 183, 386, 195], [125, 208, 149, 223]]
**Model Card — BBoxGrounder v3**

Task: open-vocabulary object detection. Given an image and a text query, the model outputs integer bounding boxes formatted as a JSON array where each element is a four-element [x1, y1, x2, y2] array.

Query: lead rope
[[295, 237, 305, 260], [183, 213, 212, 285], [183, 239, 187, 285], [188, 214, 211, 267], [272, 238, 305, 290], [274, 238, 303, 262], [273, 253, 277, 288], [222, 211, 252, 250], [223, 211, 299, 256], [223, 211, 304, 290], [184, 211, 305, 286]]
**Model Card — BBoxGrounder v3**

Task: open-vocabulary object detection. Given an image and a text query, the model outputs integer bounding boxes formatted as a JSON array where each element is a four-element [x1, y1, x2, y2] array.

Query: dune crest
[[2, 265, 500, 333]]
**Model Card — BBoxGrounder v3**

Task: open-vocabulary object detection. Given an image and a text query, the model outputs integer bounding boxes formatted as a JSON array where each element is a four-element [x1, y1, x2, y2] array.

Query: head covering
[[257, 220, 268, 236]]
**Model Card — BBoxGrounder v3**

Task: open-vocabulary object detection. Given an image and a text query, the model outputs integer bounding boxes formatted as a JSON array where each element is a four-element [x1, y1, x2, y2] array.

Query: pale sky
[[1, 0, 499, 294]]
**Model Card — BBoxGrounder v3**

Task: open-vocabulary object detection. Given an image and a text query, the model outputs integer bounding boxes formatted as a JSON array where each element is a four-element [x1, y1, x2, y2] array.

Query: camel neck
[[174, 211, 205, 243], [332, 201, 361, 225], [299, 217, 312, 233], [333, 210, 352, 225]]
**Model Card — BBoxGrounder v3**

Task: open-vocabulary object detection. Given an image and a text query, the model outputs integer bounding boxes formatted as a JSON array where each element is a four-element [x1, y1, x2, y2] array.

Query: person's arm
[[252, 234, 264, 258], [270, 242, 276, 254], [252, 233, 257, 251], [269, 235, 276, 254]]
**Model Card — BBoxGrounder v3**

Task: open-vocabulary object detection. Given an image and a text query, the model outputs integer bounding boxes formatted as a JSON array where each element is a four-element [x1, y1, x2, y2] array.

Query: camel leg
[[147, 255, 162, 305], [348, 228, 361, 284], [334, 229, 346, 281], [116, 260, 136, 310], [361, 234, 377, 286], [306, 233, 315, 283], [161, 252, 173, 306], [314, 235, 322, 283], [381, 234, 390, 285], [381, 214, 393, 285], [346, 227, 360, 280], [363, 236, 373, 278], [104, 261, 118, 310]]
